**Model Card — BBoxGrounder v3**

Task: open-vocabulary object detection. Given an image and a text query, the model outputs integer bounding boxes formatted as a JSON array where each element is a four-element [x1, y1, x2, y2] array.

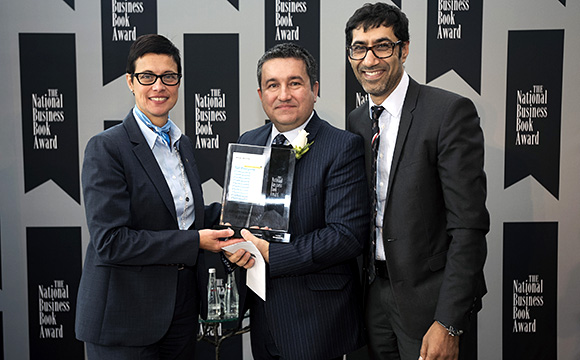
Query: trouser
[[86, 267, 199, 360], [365, 276, 478, 360]]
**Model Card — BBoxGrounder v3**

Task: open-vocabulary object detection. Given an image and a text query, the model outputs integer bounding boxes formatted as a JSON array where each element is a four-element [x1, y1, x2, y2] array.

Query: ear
[[257, 87, 263, 101], [312, 81, 319, 102], [400, 41, 410, 64], [126, 73, 134, 93]]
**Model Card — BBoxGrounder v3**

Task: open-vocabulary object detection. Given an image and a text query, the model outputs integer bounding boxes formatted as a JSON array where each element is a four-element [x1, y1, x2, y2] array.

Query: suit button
[[386, 238, 396, 242]]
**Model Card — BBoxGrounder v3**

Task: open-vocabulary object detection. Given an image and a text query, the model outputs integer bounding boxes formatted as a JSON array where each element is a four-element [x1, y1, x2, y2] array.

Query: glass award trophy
[[218, 143, 295, 242]]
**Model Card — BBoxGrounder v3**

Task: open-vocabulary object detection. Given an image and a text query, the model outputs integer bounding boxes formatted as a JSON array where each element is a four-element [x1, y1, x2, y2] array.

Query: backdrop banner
[[184, 34, 240, 186], [19, 33, 80, 204], [504, 30, 564, 199], [227, 0, 239, 10], [101, 0, 157, 85], [426, 0, 483, 94], [344, 58, 368, 125], [0, 218, 2, 290], [104, 120, 122, 130], [0, 312, 3, 360], [26, 227, 83, 360], [265, 0, 320, 92], [503, 222, 557, 360]]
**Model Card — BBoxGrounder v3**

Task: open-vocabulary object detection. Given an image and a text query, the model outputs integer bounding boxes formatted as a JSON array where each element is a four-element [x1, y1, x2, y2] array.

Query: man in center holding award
[[225, 43, 369, 359]]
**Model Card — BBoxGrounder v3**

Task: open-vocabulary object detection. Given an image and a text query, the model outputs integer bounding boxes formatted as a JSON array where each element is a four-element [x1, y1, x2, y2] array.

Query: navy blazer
[[75, 112, 217, 346], [347, 77, 489, 338], [238, 113, 369, 359]]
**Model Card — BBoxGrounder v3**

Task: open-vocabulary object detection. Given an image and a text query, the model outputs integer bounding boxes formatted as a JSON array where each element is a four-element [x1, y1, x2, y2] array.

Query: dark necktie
[[271, 133, 289, 147], [368, 105, 384, 283]]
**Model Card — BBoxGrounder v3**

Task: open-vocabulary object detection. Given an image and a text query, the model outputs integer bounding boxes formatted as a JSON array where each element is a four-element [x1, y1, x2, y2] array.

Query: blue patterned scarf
[[133, 105, 173, 148]]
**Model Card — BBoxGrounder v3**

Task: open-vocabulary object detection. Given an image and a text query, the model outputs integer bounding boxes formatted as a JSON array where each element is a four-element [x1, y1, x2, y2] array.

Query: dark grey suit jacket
[[75, 111, 217, 346], [347, 77, 489, 338], [238, 113, 369, 359]]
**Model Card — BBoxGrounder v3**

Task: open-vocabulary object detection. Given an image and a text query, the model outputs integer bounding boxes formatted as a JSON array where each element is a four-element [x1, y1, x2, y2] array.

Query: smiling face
[[348, 25, 409, 105], [258, 57, 319, 133], [126, 53, 180, 126]]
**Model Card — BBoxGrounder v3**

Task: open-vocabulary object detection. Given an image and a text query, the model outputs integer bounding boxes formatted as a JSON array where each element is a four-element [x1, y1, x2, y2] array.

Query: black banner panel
[[265, 0, 320, 91], [101, 0, 157, 85], [63, 0, 74, 10], [345, 60, 368, 126], [426, 0, 483, 94], [504, 30, 563, 199], [104, 120, 122, 130], [0, 312, 3, 360], [184, 34, 240, 187], [26, 227, 83, 360], [227, 0, 239, 10], [19, 33, 80, 204], [392, 0, 401, 8], [0, 218, 2, 290], [503, 222, 557, 360]]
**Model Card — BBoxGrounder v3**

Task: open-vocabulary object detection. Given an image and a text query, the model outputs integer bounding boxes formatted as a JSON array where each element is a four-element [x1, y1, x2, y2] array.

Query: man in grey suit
[[345, 3, 489, 360], [225, 43, 369, 360], [75, 34, 240, 359]]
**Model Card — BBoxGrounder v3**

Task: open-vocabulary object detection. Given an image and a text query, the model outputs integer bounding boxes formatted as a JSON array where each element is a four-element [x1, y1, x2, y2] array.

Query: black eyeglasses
[[132, 72, 182, 86], [347, 41, 403, 60]]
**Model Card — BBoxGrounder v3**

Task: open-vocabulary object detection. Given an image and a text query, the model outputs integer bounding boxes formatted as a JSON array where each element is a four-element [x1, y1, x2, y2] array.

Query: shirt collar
[[369, 71, 409, 119], [133, 106, 182, 150], [270, 110, 314, 146]]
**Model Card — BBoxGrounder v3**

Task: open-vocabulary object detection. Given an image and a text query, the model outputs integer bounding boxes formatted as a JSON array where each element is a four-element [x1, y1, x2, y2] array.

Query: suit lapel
[[124, 112, 178, 222], [385, 77, 419, 202], [304, 112, 322, 142], [351, 104, 373, 143], [350, 104, 374, 188], [178, 138, 205, 229]]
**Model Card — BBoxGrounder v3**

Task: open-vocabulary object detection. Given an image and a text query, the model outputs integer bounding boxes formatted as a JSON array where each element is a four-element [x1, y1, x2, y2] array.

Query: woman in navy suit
[[75, 34, 240, 360]]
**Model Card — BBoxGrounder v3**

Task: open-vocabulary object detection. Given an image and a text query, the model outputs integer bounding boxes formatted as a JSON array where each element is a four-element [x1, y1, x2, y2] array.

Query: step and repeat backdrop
[[1, 1, 579, 359]]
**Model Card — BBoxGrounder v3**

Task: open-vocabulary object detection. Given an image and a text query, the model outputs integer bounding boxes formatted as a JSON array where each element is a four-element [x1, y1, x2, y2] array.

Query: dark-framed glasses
[[133, 72, 182, 86], [347, 41, 403, 60]]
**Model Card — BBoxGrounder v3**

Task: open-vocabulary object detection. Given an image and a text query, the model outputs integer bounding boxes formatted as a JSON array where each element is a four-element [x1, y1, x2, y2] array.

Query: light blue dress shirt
[[133, 107, 195, 230]]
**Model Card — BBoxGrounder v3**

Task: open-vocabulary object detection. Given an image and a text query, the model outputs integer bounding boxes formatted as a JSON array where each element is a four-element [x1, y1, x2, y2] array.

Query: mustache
[[359, 65, 386, 72]]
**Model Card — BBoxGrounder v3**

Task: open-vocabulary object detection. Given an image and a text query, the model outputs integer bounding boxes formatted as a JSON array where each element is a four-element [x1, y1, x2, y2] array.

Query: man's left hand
[[419, 321, 459, 360], [241, 228, 270, 263]]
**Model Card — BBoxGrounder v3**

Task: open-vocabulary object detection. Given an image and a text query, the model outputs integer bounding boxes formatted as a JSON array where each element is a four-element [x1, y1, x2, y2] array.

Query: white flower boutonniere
[[291, 129, 313, 160]]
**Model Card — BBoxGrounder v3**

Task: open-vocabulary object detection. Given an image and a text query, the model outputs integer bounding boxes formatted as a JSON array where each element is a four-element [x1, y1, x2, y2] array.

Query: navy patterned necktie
[[272, 133, 289, 147], [369, 105, 384, 283]]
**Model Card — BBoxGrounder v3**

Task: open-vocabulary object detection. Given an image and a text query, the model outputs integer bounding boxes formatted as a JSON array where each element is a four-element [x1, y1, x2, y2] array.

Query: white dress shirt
[[269, 111, 314, 146], [371, 72, 409, 260]]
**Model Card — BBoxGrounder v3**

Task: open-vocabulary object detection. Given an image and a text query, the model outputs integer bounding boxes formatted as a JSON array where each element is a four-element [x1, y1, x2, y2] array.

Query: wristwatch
[[437, 320, 463, 337]]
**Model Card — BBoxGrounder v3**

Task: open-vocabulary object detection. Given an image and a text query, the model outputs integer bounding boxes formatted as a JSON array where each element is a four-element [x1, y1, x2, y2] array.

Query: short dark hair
[[345, 2, 410, 46], [126, 34, 181, 75], [257, 43, 318, 90]]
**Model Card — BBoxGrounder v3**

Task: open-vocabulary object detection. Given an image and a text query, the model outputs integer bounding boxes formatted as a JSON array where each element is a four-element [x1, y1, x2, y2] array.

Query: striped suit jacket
[[237, 112, 369, 359]]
